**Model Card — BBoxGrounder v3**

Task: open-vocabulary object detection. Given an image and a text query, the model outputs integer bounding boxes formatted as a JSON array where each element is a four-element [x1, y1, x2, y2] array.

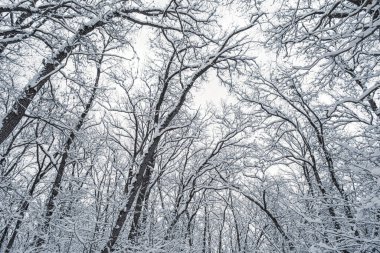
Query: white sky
[[129, 1, 278, 109], [192, 73, 231, 108]]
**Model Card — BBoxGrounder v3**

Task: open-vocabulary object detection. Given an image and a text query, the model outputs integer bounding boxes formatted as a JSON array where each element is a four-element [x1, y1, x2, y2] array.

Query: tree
[[232, 63, 380, 251], [0, 0, 208, 145], [1, 0, 379, 252]]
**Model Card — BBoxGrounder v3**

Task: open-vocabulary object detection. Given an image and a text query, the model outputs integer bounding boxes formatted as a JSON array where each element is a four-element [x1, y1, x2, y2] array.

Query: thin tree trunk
[[34, 58, 102, 247], [127, 164, 153, 243], [0, 14, 109, 145], [100, 143, 157, 253], [5, 168, 46, 252]]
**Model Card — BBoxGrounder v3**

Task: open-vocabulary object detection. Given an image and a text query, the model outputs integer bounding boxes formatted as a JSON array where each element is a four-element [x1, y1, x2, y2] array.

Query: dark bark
[[202, 206, 207, 253], [127, 162, 153, 243], [4, 146, 54, 252], [218, 205, 227, 253], [34, 58, 102, 247], [0, 15, 107, 145], [0, 0, 39, 54], [101, 138, 160, 253], [100, 25, 252, 252]]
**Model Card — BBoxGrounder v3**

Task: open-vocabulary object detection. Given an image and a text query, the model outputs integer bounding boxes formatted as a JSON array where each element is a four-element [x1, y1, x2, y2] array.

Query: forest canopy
[[0, 0, 379, 252]]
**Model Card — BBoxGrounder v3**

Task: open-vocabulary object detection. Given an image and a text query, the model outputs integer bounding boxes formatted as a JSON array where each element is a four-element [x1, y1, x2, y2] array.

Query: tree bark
[[34, 58, 102, 247]]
